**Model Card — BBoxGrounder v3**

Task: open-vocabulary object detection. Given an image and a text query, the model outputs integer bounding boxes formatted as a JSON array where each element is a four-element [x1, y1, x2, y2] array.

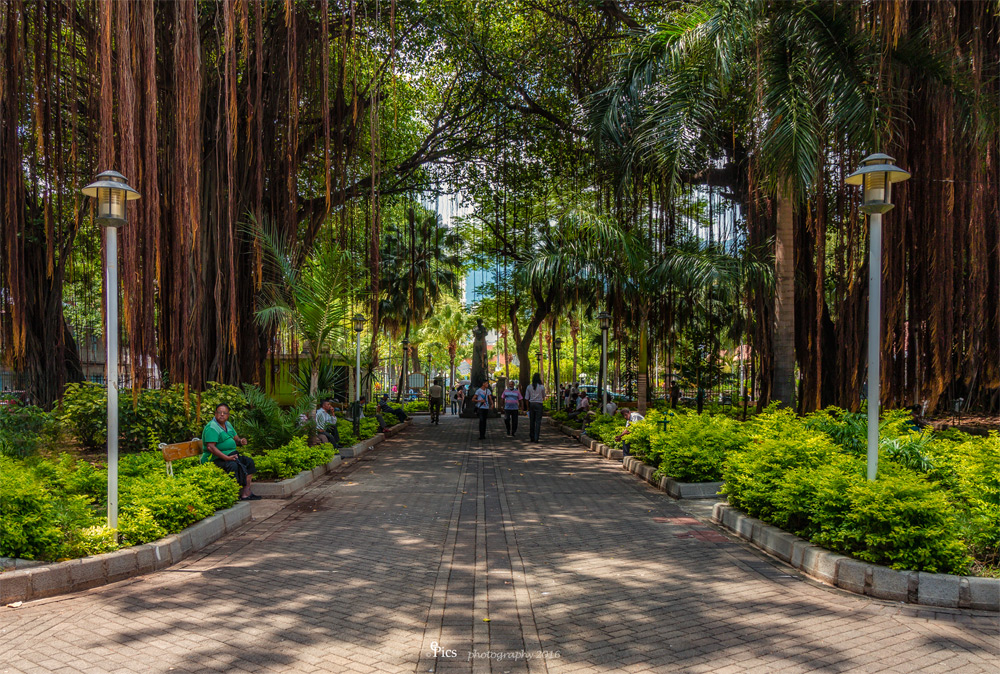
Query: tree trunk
[[772, 185, 796, 408], [637, 306, 649, 414]]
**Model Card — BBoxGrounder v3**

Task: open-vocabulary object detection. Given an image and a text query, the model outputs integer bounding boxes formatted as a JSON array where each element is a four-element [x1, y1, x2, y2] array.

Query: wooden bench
[[158, 438, 203, 476]]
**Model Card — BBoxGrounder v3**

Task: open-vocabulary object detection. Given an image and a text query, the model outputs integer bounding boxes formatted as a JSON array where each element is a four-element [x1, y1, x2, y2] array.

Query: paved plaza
[[0, 416, 996, 674]]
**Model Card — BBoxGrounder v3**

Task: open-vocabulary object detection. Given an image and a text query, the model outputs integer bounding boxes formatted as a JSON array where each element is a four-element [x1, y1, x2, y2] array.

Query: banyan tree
[[1, 0, 490, 406]]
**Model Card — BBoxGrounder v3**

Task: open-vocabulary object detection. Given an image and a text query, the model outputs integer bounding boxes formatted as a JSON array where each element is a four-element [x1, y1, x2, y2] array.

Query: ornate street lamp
[[82, 171, 140, 530], [598, 311, 611, 414], [846, 153, 910, 481]]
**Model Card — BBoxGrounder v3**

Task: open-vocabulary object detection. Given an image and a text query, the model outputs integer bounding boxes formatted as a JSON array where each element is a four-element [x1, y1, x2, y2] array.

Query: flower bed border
[[0, 419, 412, 605], [554, 421, 724, 500], [255, 419, 410, 495], [0, 502, 251, 605], [712, 503, 999, 612]]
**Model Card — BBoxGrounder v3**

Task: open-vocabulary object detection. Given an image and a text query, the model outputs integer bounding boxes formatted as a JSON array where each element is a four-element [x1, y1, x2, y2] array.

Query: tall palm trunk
[[772, 186, 796, 408], [637, 305, 649, 414]]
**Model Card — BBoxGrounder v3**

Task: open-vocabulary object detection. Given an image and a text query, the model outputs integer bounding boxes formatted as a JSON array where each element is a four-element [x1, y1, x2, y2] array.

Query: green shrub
[[176, 463, 240, 511], [0, 405, 55, 458], [254, 437, 336, 480], [120, 473, 213, 534], [585, 414, 625, 446], [234, 385, 312, 451], [0, 458, 64, 560], [723, 430, 840, 520], [837, 467, 970, 574], [649, 412, 746, 482], [926, 433, 1000, 567], [403, 399, 428, 412], [118, 505, 168, 546], [69, 525, 120, 557]]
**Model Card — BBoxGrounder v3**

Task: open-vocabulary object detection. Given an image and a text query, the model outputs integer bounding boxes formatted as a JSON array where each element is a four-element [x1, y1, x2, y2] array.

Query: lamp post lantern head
[[401, 338, 409, 347], [352, 313, 365, 334], [846, 154, 910, 214], [554, 337, 562, 350], [82, 171, 140, 227], [598, 311, 611, 331]]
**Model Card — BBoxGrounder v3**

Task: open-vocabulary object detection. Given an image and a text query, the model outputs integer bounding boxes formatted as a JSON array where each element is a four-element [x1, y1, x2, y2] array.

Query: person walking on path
[[501, 380, 524, 437], [525, 373, 546, 443], [428, 379, 444, 424], [450, 386, 459, 415], [201, 403, 260, 501], [473, 380, 492, 439]]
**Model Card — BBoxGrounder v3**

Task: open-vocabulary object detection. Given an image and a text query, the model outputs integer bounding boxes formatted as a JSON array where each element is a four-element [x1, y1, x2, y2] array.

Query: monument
[[461, 318, 498, 418]]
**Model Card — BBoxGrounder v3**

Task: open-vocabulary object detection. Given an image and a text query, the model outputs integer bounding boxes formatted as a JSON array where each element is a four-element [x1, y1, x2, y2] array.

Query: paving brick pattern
[[1, 416, 996, 673]]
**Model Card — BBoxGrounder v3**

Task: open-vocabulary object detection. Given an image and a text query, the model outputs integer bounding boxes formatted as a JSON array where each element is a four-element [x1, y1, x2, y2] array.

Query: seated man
[[379, 394, 408, 423], [567, 390, 591, 420], [315, 399, 340, 448], [604, 399, 618, 416], [201, 403, 260, 501]]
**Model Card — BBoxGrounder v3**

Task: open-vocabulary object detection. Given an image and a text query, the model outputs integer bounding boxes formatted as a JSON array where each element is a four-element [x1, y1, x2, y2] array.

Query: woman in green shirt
[[202, 403, 260, 500]]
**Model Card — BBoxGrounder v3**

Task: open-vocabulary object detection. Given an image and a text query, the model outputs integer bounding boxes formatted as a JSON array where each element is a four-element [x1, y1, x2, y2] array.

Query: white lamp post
[[82, 171, 140, 529], [846, 153, 910, 481], [353, 313, 365, 435], [598, 311, 611, 414]]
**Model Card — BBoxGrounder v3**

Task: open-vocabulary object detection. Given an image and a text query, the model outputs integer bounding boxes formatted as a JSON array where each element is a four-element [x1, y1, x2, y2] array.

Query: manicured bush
[[334, 417, 379, 448], [836, 466, 970, 574], [403, 399, 429, 412], [59, 382, 249, 452], [925, 433, 1000, 569], [0, 404, 55, 458], [117, 505, 168, 547], [585, 414, 625, 446], [0, 458, 65, 560], [649, 412, 746, 482], [253, 437, 336, 480]]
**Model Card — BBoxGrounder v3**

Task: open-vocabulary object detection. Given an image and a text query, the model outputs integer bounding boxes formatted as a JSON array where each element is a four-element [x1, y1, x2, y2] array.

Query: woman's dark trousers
[[528, 402, 543, 442]]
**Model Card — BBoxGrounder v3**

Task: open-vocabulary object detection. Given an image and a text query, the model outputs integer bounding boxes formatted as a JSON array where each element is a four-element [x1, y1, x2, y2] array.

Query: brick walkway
[[1, 416, 996, 673]]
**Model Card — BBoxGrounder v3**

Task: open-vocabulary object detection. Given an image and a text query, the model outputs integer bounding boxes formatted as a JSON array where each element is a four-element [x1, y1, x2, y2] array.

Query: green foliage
[[234, 384, 312, 451], [120, 472, 213, 535], [925, 433, 1000, 567], [174, 463, 242, 511], [585, 414, 625, 446], [550, 410, 580, 428], [837, 467, 970, 573], [724, 412, 977, 574], [117, 505, 168, 547], [403, 399, 429, 412], [59, 382, 248, 452], [253, 437, 337, 480], [334, 417, 379, 448], [649, 412, 747, 483], [0, 404, 55, 458], [0, 458, 65, 560]]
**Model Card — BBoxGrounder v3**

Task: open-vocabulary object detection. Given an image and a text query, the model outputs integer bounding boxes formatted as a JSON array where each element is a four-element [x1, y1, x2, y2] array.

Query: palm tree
[[251, 216, 360, 396], [426, 297, 470, 388], [592, 0, 896, 409], [378, 207, 462, 400]]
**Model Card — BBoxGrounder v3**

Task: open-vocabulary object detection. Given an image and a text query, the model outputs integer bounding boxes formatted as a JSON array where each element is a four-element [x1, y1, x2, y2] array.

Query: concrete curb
[[712, 503, 1000, 612], [0, 502, 252, 605], [562, 427, 723, 500], [256, 420, 411, 494], [0, 421, 418, 605]]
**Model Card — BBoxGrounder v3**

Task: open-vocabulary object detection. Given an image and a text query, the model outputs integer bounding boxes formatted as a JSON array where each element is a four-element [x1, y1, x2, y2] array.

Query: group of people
[[467, 374, 547, 442]]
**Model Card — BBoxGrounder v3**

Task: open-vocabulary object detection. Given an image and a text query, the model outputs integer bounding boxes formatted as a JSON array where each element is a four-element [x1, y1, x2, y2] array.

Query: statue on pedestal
[[462, 318, 498, 418]]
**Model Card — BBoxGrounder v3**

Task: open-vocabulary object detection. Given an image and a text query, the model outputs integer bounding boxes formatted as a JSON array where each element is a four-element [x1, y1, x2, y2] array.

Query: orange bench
[[158, 438, 203, 476]]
